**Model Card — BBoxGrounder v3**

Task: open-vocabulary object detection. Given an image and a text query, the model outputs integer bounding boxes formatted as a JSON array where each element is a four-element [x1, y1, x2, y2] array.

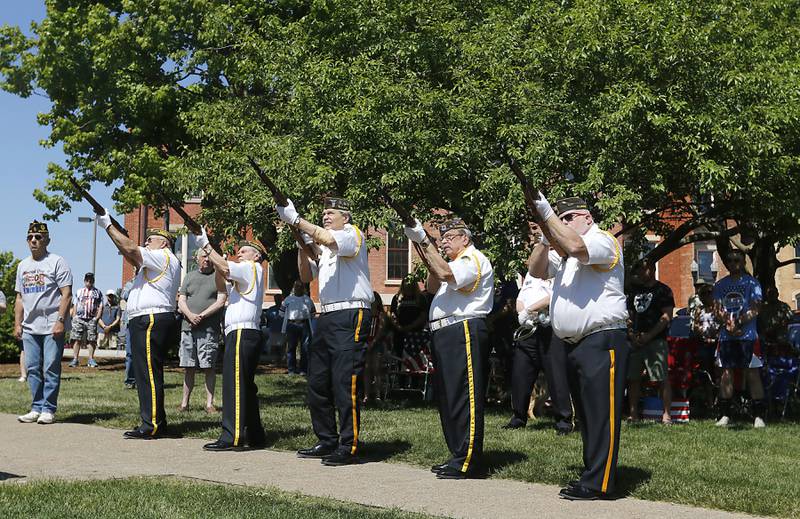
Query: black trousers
[[546, 336, 575, 432], [129, 312, 173, 435], [307, 308, 370, 455], [509, 326, 553, 423], [565, 329, 629, 494], [219, 328, 265, 447], [431, 318, 488, 474]]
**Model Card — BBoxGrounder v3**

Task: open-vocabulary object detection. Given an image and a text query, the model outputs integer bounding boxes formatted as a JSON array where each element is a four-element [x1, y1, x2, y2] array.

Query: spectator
[[68, 272, 104, 368], [280, 280, 316, 375], [363, 291, 388, 403], [98, 290, 121, 350], [486, 276, 520, 395], [177, 249, 227, 413], [119, 278, 135, 389], [757, 285, 794, 355], [626, 259, 674, 424], [713, 249, 766, 428], [15, 221, 73, 425], [690, 279, 721, 372], [388, 278, 428, 358], [262, 293, 284, 363]]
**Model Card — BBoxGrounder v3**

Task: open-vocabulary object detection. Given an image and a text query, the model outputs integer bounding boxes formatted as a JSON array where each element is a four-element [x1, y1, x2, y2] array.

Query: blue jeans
[[23, 333, 66, 413], [124, 328, 135, 384], [286, 321, 311, 373]]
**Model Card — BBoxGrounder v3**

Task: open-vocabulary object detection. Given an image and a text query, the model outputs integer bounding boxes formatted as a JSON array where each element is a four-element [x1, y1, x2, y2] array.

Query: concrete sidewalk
[[0, 414, 759, 519]]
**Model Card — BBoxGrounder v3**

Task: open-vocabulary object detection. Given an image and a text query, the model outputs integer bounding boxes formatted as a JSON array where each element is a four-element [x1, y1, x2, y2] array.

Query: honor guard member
[[276, 196, 373, 466], [195, 231, 268, 451], [528, 195, 629, 500], [503, 270, 554, 429], [404, 217, 494, 479], [97, 210, 181, 439]]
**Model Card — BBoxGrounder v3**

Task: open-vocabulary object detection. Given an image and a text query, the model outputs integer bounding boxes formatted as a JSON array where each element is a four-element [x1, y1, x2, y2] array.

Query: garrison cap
[[554, 197, 589, 217], [238, 239, 267, 258], [323, 196, 350, 212], [28, 220, 49, 235], [145, 228, 176, 245], [438, 218, 469, 235]]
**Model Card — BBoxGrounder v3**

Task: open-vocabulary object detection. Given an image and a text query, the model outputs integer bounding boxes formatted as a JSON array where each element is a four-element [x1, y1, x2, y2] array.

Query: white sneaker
[[17, 376, 26, 382], [715, 415, 730, 427], [37, 412, 55, 425], [754, 417, 766, 428], [17, 411, 40, 423]]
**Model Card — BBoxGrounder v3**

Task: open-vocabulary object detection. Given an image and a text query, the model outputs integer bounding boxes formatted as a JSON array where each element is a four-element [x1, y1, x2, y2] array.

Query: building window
[[386, 234, 409, 280], [795, 293, 800, 311], [795, 245, 800, 276], [697, 251, 715, 283], [267, 263, 280, 291]]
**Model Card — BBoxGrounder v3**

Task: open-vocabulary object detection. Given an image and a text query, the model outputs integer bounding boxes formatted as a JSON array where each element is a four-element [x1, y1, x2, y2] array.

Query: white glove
[[276, 198, 300, 225], [539, 232, 549, 246], [534, 191, 555, 222], [403, 219, 427, 243], [195, 228, 210, 249], [518, 311, 530, 327], [299, 231, 314, 246], [97, 210, 112, 230]]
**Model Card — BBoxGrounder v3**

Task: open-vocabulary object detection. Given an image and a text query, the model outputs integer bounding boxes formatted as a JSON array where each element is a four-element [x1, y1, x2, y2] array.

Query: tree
[[0, 251, 21, 362], [2, 0, 799, 284]]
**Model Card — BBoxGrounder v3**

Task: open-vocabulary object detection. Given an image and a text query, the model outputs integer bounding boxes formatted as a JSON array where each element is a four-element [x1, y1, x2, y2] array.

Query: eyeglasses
[[441, 232, 464, 243], [560, 213, 583, 223], [27, 234, 44, 241]]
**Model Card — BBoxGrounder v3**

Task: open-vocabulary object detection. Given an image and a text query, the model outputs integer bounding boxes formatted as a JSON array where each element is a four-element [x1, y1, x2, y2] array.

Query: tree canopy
[[2, 0, 799, 283]]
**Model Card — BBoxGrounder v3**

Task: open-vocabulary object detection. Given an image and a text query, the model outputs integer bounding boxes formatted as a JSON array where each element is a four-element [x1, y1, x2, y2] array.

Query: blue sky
[[0, 3, 123, 293]]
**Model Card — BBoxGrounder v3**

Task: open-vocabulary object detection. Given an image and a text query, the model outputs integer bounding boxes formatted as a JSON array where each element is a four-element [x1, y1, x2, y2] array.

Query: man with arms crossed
[[97, 210, 181, 439], [177, 249, 227, 413], [404, 217, 494, 479], [278, 196, 373, 466], [15, 221, 73, 425], [528, 196, 629, 500]]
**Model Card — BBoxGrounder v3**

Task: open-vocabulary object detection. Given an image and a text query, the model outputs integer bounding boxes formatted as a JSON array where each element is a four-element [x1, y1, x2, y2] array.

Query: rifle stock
[[247, 156, 318, 261], [68, 176, 129, 237]]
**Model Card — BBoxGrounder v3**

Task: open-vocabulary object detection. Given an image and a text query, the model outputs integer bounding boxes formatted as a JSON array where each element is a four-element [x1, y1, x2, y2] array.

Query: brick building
[[122, 202, 800, 311]]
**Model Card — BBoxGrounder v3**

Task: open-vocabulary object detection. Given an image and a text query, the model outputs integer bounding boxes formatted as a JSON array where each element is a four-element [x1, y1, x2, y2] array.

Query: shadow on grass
[[0, 472, 24, 482], [62, 412, 121, 424], [482, 450, 529, 476], [263, 427, 313, 447], [360, 440, 412, 462], [169, 420, 223, 437]]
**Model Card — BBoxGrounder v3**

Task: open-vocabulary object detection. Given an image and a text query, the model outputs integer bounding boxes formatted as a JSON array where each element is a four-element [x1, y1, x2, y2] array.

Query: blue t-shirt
[[712, 274, 762, 341]]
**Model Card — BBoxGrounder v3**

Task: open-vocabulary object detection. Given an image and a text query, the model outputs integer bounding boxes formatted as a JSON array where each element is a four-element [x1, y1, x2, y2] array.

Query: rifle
[[163, 197, 224, 254], [503, 150, 542, 224], [246, 156, 319, 261], [68, 176, 129, 236], [380, 189, 435, 269]]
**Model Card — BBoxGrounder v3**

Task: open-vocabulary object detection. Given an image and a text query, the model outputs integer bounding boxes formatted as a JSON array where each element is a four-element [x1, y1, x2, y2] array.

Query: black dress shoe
[[435, 466, 469, 479], [501, 419, 526, 430], [123, 428, 158, 440], [430, 462, 450, 474], [247, 439, 267, 450], [556, 427, 573, 436], [203, 440, 244, 452], [559, 485, 605, 501], [297, 443, 337, 458], [321, 451, 359, 466]]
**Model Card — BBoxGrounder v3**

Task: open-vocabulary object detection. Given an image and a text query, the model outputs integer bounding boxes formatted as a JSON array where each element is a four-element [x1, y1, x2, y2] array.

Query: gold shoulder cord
[[234, 261, 257, 296], [144, 251, 170, 284], [455, 249, 482, 295]]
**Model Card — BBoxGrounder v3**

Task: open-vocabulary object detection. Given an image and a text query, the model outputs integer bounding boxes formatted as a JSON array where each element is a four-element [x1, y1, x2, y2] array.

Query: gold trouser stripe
[[145, 314, 158, 436], [354, 309, 364, 342], [601, 349, 616, 493], [233, 328, 242, 446], [350, 374, 359, 455], [461, 320, 476, 473]]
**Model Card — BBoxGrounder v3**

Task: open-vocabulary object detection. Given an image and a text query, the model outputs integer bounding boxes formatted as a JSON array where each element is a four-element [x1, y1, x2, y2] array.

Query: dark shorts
[[716, 339, 763, 369]]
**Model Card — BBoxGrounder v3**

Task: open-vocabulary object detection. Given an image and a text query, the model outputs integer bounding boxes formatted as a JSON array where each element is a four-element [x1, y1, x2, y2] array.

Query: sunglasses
[[560, 213, 583, 223], [27, 234, 44, 241], [441, 232, 465, 243]]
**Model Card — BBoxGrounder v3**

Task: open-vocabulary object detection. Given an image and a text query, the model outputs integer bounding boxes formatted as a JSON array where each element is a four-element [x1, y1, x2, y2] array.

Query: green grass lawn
[[0, 477, 434, 519], [1, 363, 799, 518]]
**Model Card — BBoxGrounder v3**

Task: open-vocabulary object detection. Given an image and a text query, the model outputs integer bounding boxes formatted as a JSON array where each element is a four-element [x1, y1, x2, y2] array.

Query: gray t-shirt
[[0, 290, 6, 307], [15, 253, 73, 334], [179, 269, 221, 332]]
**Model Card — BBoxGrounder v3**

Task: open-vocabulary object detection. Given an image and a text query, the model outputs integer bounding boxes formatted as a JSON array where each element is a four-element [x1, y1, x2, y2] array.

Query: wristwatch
[[57, 315, 65, 323]]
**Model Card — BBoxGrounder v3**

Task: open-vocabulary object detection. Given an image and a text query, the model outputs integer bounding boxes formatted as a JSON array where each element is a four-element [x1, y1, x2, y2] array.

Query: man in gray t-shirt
[[14, 221, 73, 425], [177, 249, 227, 412]]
